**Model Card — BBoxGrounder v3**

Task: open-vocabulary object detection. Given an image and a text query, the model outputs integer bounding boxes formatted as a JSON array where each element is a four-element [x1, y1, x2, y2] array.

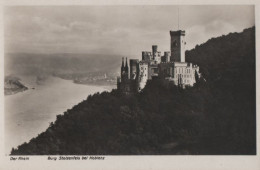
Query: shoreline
[[73, 81, 116, 91], [5, 76, 111, 154]]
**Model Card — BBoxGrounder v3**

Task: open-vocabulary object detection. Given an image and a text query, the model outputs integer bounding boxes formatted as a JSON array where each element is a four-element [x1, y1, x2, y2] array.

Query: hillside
[[4, 76, 28, 95], [11, 27, 256, 155]]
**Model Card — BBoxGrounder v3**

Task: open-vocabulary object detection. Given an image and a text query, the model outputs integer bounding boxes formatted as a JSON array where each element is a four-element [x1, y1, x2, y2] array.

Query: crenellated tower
[[170, 30, 186, 62]]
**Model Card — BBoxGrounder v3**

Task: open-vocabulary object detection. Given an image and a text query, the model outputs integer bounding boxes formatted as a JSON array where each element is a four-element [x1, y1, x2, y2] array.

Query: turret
[[120, 57, 129, 81], [121, 57, 125, 77], [125, 57, 129, 78]]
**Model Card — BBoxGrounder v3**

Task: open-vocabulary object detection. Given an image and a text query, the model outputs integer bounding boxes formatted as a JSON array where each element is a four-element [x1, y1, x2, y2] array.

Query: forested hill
[[186, 27, 255, 82], [11, 27, 256, 155]]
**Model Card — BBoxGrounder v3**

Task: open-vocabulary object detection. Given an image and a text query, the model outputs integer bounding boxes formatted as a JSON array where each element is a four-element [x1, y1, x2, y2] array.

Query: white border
[[0, 0, 259, 170]]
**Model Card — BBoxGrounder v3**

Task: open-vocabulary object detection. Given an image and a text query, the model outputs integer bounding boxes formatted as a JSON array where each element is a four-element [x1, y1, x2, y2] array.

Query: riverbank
[[5, 76, 111, 154]]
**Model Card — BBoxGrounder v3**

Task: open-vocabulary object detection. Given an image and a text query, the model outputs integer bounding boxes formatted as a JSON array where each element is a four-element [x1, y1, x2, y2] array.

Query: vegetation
[[11, 27, 255, 155], [4, 76, 28, 95]]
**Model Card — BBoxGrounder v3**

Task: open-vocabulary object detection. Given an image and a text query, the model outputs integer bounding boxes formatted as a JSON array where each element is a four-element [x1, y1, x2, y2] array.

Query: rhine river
[[4, 76, 112, 155]]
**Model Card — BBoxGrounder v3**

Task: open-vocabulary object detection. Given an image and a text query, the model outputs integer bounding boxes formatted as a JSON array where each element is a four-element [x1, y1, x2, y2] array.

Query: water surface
[[5, 76, 110, 154]]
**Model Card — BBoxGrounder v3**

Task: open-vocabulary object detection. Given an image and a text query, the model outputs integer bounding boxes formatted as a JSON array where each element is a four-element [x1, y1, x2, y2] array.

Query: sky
[[4, 5, 255, 58]]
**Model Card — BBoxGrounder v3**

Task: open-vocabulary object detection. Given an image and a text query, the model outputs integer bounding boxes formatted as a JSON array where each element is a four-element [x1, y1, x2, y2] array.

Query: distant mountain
[[5, 53, 122, 86], [4, 76, 28, 95], [11, 27, 256, 155], [5, 53, 122, 76]]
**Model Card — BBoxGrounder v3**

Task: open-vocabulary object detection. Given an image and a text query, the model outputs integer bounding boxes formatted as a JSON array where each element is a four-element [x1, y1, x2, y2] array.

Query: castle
[[117, 30, 200, 94]]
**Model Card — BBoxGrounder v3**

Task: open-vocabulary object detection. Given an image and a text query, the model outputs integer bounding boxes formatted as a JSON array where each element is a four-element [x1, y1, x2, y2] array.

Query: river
[[4, 76, 113, 155]]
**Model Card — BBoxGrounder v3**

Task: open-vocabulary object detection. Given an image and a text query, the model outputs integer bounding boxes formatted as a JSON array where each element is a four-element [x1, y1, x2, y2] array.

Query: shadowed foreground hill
[[11, 27, 255, 155]]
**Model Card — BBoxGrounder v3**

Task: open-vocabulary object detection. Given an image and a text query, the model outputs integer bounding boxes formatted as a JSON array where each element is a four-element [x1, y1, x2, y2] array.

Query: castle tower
[[170, 30, 186, 62], [130, 59, 139, 80], [152, 45, 161, 63], [161, 51, 170, 62], [152, 45, 158, 56]]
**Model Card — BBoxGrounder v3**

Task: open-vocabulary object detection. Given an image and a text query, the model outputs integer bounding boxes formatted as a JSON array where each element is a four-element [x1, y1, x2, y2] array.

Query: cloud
[[186, 19, 237, 50], [4, 5, 255, 55]]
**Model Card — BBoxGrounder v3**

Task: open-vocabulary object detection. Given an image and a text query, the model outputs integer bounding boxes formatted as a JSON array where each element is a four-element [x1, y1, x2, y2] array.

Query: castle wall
[[173, 63, 199, 86], [158, 62, 175, 78], [118, 79, 137, 95], [158, 62, 199, 87], [142, 51, 152, 62], [148, 64, 159, 80], [138, 62, 148, 91], [180, 35, 185, 62], [153, 51, 161, 64]]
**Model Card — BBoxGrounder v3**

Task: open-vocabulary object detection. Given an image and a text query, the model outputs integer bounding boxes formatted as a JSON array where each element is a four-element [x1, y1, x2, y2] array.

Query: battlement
[[170, 30, 185, 36], [174, 62, 188, 67]]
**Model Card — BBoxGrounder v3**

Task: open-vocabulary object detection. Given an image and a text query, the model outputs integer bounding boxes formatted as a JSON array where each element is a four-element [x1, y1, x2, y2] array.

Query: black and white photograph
[[1, 1, 259, 170]]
